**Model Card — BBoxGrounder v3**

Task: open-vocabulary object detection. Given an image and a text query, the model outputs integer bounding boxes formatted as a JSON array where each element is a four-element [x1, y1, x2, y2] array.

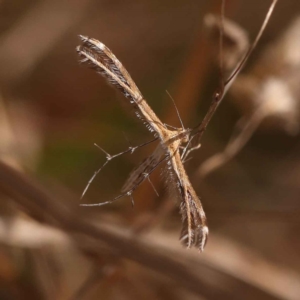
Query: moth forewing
[[78, 35, 143, 99], [77, 36, 165, 136], [167, 142, 208, 251], [121, 145, 164, 193]]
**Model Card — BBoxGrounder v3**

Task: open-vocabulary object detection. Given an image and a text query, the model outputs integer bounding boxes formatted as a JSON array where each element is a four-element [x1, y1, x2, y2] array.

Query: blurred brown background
[[0, 0, 300, 299]]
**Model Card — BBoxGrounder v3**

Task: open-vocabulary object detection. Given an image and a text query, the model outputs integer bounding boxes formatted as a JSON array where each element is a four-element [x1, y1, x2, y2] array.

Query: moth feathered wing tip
[[199, 225, 209, 252], [180, 225, 209, 252], [76, 45, 87, 63], [76, 35, 86, 54], [77, 35, 106, 52], [78, 34, 88, 42], [76, 45, 82, 52]]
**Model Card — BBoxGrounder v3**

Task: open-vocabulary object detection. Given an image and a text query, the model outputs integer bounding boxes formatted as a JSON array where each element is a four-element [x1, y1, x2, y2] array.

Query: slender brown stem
[[218, 0, 226, 92], [193, 0, 278, 145], [225, 0, 278, 85]]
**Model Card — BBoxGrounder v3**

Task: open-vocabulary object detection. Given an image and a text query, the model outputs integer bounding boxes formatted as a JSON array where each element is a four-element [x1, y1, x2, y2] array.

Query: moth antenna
[[166, 90, 185, 130], [121, 131, 134, 149], [94, 143, 111, 159], [164, 124, 179, 130], [147, 176, 159, 197]]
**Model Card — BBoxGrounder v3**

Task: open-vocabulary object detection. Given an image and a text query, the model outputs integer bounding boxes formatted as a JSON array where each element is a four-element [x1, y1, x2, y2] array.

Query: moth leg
[[163, 123, 179, 130], [81, 152, 169, 207], [182, 143, 201, 161], [81, 137, 158, 199]]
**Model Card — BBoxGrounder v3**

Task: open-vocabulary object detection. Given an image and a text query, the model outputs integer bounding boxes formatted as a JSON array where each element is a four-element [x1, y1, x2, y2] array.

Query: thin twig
[[225, 0, 278, 85]]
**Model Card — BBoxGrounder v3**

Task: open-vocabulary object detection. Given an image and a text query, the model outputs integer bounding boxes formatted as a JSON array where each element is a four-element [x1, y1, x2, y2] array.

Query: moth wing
[[77, 36, 164, 135], [121, 145, 164, 193], [179, 188, 208, 252]]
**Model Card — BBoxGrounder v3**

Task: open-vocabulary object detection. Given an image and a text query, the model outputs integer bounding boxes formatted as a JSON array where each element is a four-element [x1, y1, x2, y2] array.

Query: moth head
[[180, 128, 191, 144], [170, 127, 190, 144]]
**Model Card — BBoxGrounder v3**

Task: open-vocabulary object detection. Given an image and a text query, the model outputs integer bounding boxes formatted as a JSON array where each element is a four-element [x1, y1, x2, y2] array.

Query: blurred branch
[[71, 266, 106, 300], [0, 94, 43, 172], [231, 16, 300, 135], [0, 0, 94, 86], [0, 217, 70, 248], [30, 248, 65, 300], [204, 13, 249, 74], [0, 94, 22, 170], [0, 161, 284, 300]]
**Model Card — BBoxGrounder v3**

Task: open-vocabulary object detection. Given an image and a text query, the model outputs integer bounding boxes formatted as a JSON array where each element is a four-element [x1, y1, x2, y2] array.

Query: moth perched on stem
[[77, 0, 277, 252], [77, 35, 208, 251]]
